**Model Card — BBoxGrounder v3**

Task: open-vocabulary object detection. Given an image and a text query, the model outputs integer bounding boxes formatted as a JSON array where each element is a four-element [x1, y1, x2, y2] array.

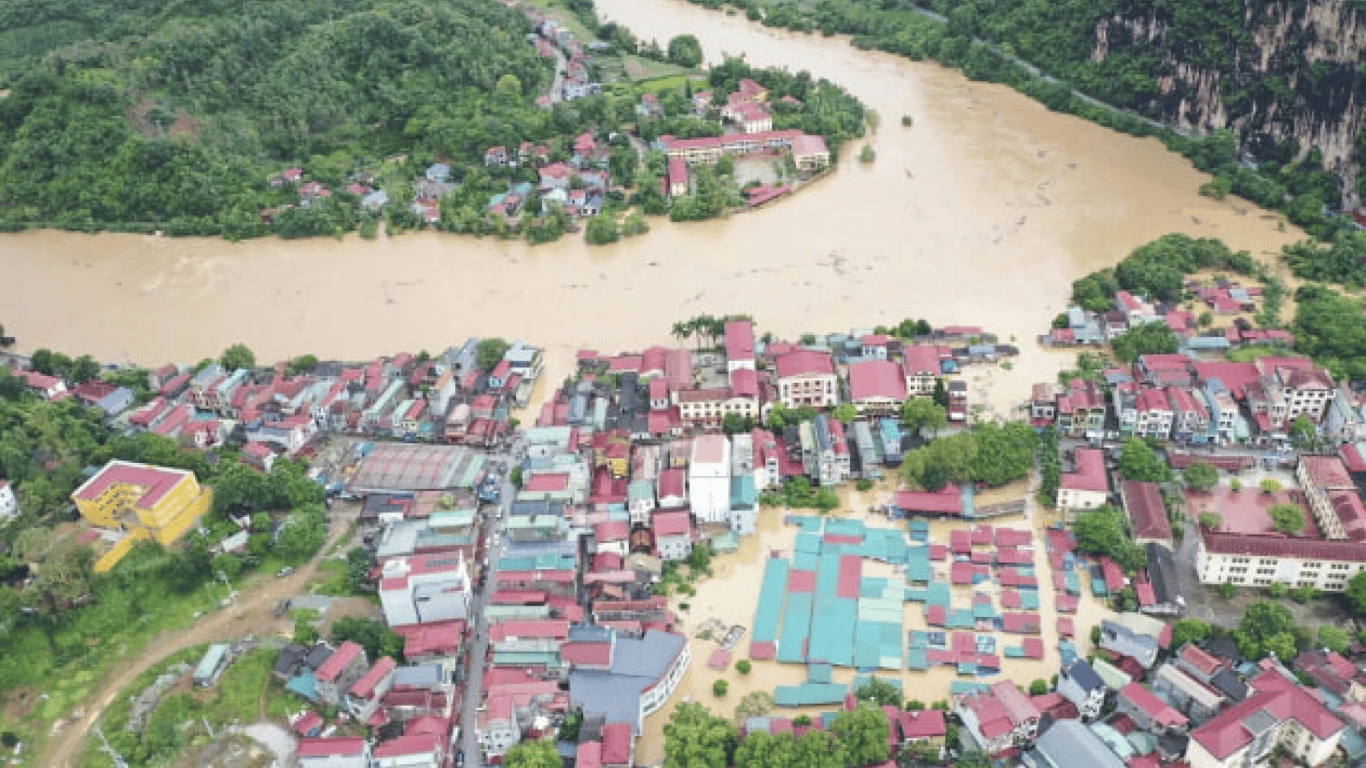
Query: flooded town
[[4, 1, 1366, 768]]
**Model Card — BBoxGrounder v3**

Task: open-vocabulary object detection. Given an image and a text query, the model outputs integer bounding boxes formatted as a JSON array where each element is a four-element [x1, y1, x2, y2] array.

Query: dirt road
[[43, 520, 354, 768]]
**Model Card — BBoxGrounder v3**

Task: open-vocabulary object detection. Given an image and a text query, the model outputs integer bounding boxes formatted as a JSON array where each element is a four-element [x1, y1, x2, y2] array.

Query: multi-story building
[[1297, 455, 1366, 541], [902, 345, 940, 397], [315, 641, 370, 707], [296, 738, 372, 768], [1194, 528, 1366, 592], [774, 350, 837, 409], [1187, 666, 1345, 768], [0, 479, 17, 520], [689, 435, 731, 525], [956, 681, 1041, 754], [1056, 379, 1107, 440], [1057, 660, 1106, 721], [378, 553, 473, 627], [1057, 448, 1108, 517], [725, 320, 756, 372], [72, 460, 214, 572], [568, 629, 690, 734]]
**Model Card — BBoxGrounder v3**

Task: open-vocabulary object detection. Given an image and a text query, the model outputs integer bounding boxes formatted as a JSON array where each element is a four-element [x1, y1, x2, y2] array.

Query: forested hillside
[[0, 0, 553, 236]]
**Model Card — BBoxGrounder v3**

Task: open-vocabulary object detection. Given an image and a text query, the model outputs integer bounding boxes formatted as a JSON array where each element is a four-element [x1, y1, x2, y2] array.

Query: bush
[[736, 659, 752, 674], [855, 478, 874, 492], [901, 115, 913, 127], [1267, 582, 1287, 598], [1220, 581, 1237, 598], [905, 700, 925, 710], [713, 679, 729, 696], [859, 145, 876, 163], [1029, 679, 1049, 695]]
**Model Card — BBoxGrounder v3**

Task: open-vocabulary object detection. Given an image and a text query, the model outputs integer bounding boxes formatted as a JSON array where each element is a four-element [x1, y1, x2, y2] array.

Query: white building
[[378, 553, 472, 627], [0, 479, 16, 521], [297, 738, 373, 768], [774, 350, 838, 409], [689, 435, 732, 525], [1194, 528, 1366, 592], [1057, 448, 1109, 516]]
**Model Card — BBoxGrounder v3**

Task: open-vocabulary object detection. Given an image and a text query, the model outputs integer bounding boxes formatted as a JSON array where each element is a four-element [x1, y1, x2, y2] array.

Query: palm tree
[[671, 321, 692, 347]]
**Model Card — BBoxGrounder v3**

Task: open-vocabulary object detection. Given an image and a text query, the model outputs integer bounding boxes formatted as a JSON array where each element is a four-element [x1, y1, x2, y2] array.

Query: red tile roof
[[1200, 528, 1366, 563], [594, 520, 629, 541], [1192, 669, 1344, 759], [489, 619, 569, 642], [73, 461, 192, 508], [560, 641, 613, 667], [601, 722, 632, 764], [902, 345, 939, 375], [775, 349, 834, 379], [297, 737, 367, 758], [849, 359, 908, 402], [725, 320, 755, 363], [315, 641, 364, 682], [1123, 480, 1172, 542], [1122, 682, 1187, 728], [1302, 455, 1354, 489], [1062, 448, 1108, 492], [348, 656, 397, 699], [654, 509, 691, 537], [893, 486, 961, 515], [1179, 644, 1223, 677]]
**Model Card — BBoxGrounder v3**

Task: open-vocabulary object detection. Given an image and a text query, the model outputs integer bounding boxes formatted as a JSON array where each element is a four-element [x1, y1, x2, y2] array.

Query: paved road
[[43, 517, 355, 768], [460, 437, 522, 768]]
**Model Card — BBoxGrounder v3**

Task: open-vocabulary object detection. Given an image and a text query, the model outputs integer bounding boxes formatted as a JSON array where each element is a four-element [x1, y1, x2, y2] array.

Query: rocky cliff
[[1092, 0, 1366, 204]]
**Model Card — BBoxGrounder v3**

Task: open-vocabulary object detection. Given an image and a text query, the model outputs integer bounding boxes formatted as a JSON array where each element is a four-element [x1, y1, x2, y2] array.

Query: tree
[[331, 616, 404, 661], [1220, 581, 1237, 598], [904, 699, 924, 710], [833, 403, 858, 423], [901, 398, 947, 435], [1183, 461, 1219, 493], [1170, 619, 1212, 649], [664, 702, 737, 768], [219, 343, 255, 371], [1260, 478, 1282, 494], [859, 145, 876, 163], [585, 215, 621, 245], [1073, 506, 1146, 571], [1319, 625, 1351, 653], [1290, 415, 1318, 448], [736, 659, 752, 674], [1029, 679, 1049, 695], [277, 504, 328, 562], [495, 73, 523, 98], [1346, 571, 1366, 615], [855, 678, 903, 708], [1236, 601, 1297, 660], [830, 705, 890, 768], [713, 679, 729, 696], [287, 354, 319, 375], [667, 35, 703, 68], [1119, 439, 1171, 482], [953, 752, 992, 768], [722, 413, 749, 434], [70, 355, 100, 383], [1268, 503, 1305, 533], [344, 547, 372, 593], [510, 466, 523, 488], [477, 338, 510, 371], [505, 739, 562, 768], [931, 378, 949, 408], [734, 691, 776, 724], [1111, 323, 1180, 363]]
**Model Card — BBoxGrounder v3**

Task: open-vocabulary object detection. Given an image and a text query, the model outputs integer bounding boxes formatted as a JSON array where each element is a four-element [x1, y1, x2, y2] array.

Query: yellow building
[[72, 460, 213, 571]]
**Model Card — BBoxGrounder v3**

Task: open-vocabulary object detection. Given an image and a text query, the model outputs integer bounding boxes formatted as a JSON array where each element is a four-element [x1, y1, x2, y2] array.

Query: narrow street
[[460, 435, 522, 768]]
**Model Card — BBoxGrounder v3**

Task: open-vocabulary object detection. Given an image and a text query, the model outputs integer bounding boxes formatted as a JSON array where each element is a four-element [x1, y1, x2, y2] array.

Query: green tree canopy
[[1073, 505, 1146, 571], [1182, 461, 1219, 492], [219, 343, 256, 371], [1118, 439, 1171, 482], [829, 705, 889, 768], [900, 398, 947, 435], [504, 739, 562, 768], [855, 678, 902, 708], [663, 703, 738, 768], [667, 35, 704, 68], [331, 615, 404, 662], [477, 338, 510, 371], [1268, 503, 1305, 534]]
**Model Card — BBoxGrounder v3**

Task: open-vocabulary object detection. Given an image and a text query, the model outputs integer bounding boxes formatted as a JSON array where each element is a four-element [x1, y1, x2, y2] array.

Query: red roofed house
[[1118, 682, 1188, 733], [315, 641, 369, 706], [956, 681, 1040, 755], [774, 350, 837, 408], [898, 709, 946, 760], [22, 370, 67, 400], [374, 726, 447, 768], [848, 359, 908, 416], [902, 345, 941, 396], [594, 520, 630, 558], [1187, 666, 1345, 768], [790, 133, 830, 171], [1058, 448, 1108, 519], [345, 656, 397, 722], [653, 509, 692, 560], [725, 320, 756, 372], [1121, 480, 1173, 546], [601, 722, 633, 768], [667, 156, 689, 198], [297, 737, 371, 768], [1293, 648, 1366, 702]]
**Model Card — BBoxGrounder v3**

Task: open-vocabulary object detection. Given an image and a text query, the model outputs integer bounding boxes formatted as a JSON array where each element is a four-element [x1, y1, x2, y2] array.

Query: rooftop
[[72, 460, 195, 509], [1062, 448, 1108, 493]]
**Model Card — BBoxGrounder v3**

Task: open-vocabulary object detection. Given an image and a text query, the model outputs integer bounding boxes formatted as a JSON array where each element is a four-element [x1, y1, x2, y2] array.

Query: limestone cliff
[[1091, 0, 1366, 204]]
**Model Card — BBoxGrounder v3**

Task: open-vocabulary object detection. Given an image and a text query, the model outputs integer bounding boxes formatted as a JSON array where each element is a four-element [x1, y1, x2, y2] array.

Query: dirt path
[[43, 520, 354, 768]]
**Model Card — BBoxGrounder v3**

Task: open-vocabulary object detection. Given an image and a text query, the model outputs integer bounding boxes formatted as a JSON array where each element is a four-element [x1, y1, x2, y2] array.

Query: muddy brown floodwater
[[0, 0, 1302, 371]]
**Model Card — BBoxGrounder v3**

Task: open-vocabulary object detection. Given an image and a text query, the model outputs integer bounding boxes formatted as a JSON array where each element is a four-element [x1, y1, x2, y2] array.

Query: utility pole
[[217, 570, 238, 604], [93, 726, 129, 768]]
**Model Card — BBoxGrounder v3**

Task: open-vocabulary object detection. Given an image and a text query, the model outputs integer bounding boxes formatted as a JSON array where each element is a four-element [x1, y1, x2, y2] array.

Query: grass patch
[[518, 0, 595, 42], [203, 648, 277, 725], [309, 559, 351, 597]]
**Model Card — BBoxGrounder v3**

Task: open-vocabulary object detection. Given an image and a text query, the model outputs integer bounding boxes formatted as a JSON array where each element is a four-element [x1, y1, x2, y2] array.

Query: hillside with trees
[[0, 0, 551, 237]]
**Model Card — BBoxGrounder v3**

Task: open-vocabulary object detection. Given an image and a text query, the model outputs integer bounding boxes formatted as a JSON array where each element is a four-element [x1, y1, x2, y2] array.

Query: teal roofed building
[[730, 475, 758, 534], [286, 671, 320, 702], [194, 643, 232, 686]]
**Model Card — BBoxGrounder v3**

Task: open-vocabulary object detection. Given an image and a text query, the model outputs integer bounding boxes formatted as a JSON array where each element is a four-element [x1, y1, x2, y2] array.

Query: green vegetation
[[664, 699, 888, 768], [855, 677, 902, 708], [1073, 505, 1146, 572], [1028, 679, 1049, 696], [760, 476, 839, 512], [1182, 461, 1219, 493], [1111, 323, 1179, 363], [900, 421, 1037, 491], [1170, 618, 1212, 649], [858, 145, 876, 163], [330, 616, 404, 662], [1292, 284, 1366, 382], [1072, 233, 1259, 311], [1118, 438, 1173, 483], [1037, 426, 1060, 507], [667, 34, 704, 69], [900, 397, 947, 436], [1268, 503, 1305, 534], [1234, 601, 1304, 661], [505, 739, 563, 768], [735, 659, 752, 674], [713, 679, 729, 696]]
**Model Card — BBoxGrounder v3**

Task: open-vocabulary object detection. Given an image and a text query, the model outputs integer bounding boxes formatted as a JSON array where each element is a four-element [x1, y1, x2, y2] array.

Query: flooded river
[[0, 0, 1303, 371]]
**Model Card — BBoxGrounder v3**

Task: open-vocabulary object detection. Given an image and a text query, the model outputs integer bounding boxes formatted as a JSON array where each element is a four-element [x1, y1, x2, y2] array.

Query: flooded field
[[636, 483, 1113, 765]]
